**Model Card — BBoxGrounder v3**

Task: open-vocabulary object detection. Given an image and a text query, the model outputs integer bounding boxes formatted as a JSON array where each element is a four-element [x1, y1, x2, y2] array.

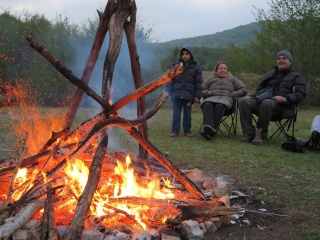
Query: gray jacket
[[201, 74, 247, 109]]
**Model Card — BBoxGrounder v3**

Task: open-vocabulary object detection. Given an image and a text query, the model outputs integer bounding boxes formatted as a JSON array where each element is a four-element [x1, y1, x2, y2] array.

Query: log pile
[[0, 1, 245, 239]]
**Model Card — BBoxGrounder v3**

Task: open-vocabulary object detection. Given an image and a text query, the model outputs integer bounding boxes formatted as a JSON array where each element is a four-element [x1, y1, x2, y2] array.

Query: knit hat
[[277, 50, 292, 62]]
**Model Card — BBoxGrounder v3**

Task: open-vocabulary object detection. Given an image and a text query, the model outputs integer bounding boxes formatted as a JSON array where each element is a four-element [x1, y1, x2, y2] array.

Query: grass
[[0, 105, 319, 239]]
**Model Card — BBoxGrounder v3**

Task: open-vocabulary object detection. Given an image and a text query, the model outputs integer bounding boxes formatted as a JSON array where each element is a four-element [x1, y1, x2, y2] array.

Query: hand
[[194, 97, 200, 103], [206, 91, 211, 97], [271, 96, 284, 103]]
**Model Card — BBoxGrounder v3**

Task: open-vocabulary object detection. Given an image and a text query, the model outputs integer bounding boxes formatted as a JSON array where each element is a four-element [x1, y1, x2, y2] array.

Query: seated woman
[[200, 62, 247, 139]]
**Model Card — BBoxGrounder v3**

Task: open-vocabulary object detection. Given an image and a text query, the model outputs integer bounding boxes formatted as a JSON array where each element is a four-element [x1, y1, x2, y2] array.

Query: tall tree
[[247, 0, 320, 104]]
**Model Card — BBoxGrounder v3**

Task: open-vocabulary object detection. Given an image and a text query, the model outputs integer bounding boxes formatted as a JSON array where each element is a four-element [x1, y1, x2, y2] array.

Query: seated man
[[238, 50, 306, 145]]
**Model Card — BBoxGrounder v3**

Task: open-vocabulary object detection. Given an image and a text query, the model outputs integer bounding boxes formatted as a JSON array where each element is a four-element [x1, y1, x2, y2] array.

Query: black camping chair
[[253, 104, 298, 144], [199, 99, 239, 138]]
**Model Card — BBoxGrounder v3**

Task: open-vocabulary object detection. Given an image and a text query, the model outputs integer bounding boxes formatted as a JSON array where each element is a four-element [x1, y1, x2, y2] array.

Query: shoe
[[170, 133, 178, 137], [203, 125, 216, 137], [185, 132, 193, 137], [251, 128, 264, 145], [310, 130, 320, 150], [238, 134, 255, 142], [200, 131, 212, 140]]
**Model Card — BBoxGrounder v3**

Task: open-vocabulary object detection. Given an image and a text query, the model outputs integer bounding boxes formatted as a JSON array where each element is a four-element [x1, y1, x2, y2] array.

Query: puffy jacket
[[201, 74, 247, 110], [251, 66, 306, 118], [165, 45, 203, 102]]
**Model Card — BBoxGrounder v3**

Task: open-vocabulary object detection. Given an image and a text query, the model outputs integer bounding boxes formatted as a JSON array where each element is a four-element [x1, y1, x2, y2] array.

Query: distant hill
[[159, 22, 260, 48]]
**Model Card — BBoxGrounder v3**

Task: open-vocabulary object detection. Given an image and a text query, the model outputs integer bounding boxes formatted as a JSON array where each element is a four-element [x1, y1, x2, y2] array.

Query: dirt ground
[[202, 190, 302, 240]]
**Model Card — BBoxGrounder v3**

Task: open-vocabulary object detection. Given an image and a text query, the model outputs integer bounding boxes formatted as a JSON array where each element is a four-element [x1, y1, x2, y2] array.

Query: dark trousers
[[171, 98, 192, 134], [239, 98, 282, 136], [202, 102, 227, 130]]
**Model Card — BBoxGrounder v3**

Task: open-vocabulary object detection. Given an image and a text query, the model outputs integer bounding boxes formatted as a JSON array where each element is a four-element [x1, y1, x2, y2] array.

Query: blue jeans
[[171, 98, 192, 134]]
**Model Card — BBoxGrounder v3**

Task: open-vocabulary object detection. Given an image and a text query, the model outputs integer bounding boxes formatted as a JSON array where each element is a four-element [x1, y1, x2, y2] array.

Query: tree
[[246, 0, 320, 104]]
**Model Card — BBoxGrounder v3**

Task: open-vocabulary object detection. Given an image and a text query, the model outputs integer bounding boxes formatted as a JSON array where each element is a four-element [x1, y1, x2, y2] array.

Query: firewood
[[0, 186, 63, 227], [128, 128, 207, 201], [124, 1, 148, 159], [47, 185, 58, 240], [26, 34, 110, 110], [38, 127, 70, 153], [104, 197, 224, 208], [63, 0, 117, 128], [21, 178, 64, 200], [100, 204, 144, 231], [177, 205, 244, 221], [0, 199, 45, 238], [40, 196, 49, 240], [5, 132, 28, 207], [66, 134, 108, 240], [101, 2, 131, 102], [107, 63, 183, 115], [0, 142, 79, 175]]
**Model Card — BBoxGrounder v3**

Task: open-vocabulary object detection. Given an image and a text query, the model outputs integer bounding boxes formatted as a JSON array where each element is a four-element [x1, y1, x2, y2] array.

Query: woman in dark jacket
[[200, 62, 247, 139], [166, 45, 202, 137]]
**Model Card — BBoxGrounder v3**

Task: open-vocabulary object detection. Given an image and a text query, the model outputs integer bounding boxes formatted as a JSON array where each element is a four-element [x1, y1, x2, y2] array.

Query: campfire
[[0, 1, 244, 239]]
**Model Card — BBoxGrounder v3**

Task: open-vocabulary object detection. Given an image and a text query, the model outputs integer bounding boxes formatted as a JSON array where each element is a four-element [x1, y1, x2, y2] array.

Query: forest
[[1, 0, 320, 108]]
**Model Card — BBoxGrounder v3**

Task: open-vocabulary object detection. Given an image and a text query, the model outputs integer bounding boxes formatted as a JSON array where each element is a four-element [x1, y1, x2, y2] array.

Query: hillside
[[159, 22, 260, 48]]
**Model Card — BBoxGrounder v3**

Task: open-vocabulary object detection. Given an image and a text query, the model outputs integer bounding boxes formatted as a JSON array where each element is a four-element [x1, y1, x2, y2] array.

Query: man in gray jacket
[[238, 50, 306, 145]]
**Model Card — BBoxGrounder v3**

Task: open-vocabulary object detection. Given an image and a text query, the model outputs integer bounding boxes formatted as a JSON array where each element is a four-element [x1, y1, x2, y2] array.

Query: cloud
[[1, 0, 270, 42]]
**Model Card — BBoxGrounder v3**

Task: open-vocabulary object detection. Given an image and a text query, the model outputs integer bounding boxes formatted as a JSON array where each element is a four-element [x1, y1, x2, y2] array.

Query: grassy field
[[0, 103, 319, 239]]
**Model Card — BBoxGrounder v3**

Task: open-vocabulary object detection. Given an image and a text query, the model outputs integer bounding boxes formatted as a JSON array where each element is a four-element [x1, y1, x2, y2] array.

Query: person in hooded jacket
[[165, 45, 202, 137], [200, 62, 247, 139]]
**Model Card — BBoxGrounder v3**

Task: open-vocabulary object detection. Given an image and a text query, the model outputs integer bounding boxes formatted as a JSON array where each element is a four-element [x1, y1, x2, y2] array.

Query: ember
[[0, 1, 244, 239]]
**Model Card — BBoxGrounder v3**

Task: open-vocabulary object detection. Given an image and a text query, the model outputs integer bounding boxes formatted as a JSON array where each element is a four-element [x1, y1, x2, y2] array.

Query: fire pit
[[0, 1, 244, 239]]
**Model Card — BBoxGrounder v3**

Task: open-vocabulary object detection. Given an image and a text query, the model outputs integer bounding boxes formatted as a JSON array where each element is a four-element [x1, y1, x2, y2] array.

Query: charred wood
[[38, 127, 70, 154], [177, 205, 244, 221]]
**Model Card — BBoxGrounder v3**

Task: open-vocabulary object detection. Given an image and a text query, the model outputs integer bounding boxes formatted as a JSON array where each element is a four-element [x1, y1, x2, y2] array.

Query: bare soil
[[202, 189, 302, 240]]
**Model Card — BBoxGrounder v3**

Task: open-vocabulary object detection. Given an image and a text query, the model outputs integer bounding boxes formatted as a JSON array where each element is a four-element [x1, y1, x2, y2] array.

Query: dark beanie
[[277, 50, 292, 62]]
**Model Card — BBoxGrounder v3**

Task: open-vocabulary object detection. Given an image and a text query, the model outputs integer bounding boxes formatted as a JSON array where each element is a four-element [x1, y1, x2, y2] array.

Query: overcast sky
[[1, 0, 271, 42]]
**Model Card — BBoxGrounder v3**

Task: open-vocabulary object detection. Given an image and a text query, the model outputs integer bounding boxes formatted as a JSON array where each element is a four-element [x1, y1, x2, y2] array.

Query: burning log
[[0, 143, 78, 169], [105, 197, 231, 209], [128, 128, 207, 201], [66, 134, 108, 240], [5, 132, 28, 207], [0, 199, 45, 238], [38, 127, 70, 154]]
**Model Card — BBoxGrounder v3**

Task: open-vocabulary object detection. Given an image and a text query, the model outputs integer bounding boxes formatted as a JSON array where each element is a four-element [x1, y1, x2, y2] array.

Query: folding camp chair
[[199, 99, 238, 138], [253, 105, 298, 143]]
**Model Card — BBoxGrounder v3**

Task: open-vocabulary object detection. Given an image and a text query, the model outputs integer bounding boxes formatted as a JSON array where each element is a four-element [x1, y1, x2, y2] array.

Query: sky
[[1, 0, 271, 42]]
